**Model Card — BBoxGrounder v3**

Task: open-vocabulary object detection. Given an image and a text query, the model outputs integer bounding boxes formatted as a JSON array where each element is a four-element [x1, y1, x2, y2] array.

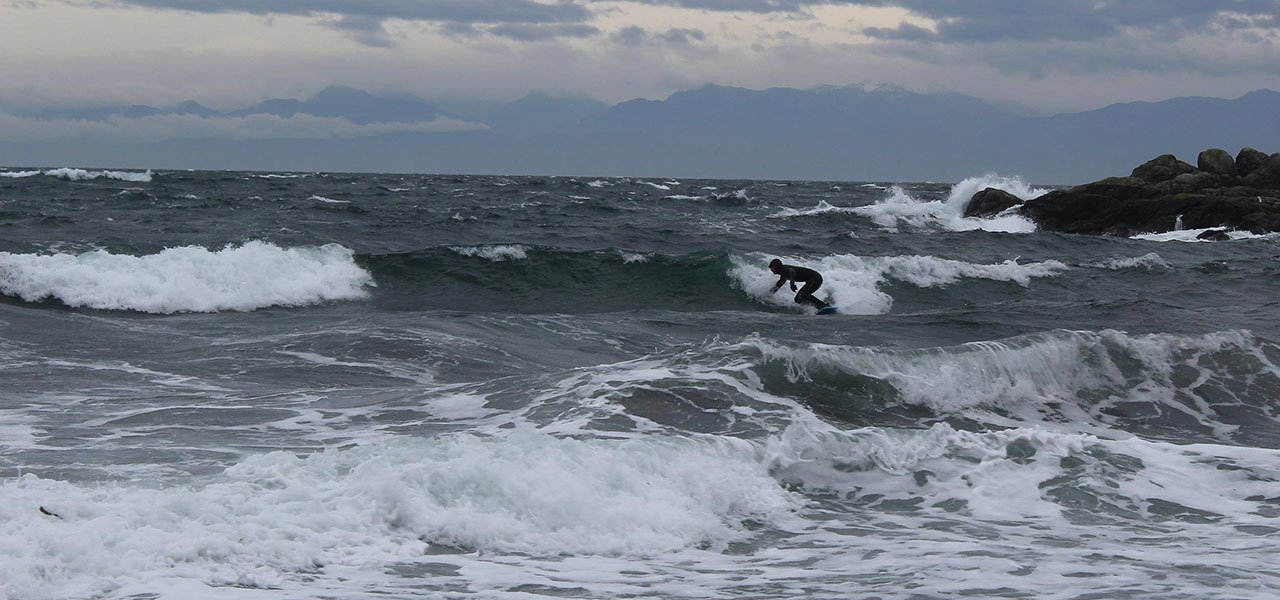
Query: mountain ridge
[[2, 85, 1277, 184]]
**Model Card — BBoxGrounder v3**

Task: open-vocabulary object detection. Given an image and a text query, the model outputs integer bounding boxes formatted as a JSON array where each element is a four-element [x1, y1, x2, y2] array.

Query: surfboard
[[816, 306, 838, 315]]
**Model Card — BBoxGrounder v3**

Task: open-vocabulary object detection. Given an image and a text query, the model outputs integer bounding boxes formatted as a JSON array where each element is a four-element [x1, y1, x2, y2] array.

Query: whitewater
[[2, 168, 1279, 600]]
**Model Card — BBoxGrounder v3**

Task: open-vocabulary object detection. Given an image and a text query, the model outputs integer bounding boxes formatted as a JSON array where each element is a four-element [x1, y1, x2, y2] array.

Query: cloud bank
[[7, 1, 1280, 114]]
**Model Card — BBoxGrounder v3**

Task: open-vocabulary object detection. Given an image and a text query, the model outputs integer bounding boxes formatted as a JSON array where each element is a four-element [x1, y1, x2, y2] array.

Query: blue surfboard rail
[[816, 306, 838, 315]]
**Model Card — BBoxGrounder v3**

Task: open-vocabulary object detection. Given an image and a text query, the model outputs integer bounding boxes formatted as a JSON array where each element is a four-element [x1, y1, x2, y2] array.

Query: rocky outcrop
[[1235, 148, 1268, 177], [1197, 149, 1236, 177], [963, 187, 1022, 218], [965, 147, 1280, 236], [1131, 154, 1196, 183], [1244, 153, 1280, 188]]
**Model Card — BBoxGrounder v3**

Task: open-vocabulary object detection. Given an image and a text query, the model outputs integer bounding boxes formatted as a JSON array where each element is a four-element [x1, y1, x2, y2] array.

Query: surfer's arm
[[770, 273, 788, 293]]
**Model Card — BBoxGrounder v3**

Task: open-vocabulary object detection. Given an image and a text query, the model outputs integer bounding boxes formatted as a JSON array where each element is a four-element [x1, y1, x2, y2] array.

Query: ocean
[[1, 167, 1279, 599]]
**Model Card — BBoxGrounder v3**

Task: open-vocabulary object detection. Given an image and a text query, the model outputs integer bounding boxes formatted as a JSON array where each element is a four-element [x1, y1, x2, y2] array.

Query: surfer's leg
[[795, 279, 828, 309]]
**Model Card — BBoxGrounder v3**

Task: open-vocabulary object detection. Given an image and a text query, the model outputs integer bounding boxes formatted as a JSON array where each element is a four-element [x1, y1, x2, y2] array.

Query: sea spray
[[852, 174, 1045, 232]]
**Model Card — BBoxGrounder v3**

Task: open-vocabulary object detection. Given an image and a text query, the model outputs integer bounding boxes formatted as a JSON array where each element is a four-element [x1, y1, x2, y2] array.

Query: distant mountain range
[[4, 84, 1279, 184]]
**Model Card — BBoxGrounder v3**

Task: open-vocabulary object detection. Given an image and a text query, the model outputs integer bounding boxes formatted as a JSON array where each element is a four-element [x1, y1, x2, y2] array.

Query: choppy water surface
[[2, 167, 1279, 599]]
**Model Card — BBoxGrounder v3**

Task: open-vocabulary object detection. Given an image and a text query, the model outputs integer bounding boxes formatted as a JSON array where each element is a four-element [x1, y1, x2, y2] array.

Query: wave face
[[0, 241, 371, 312], [3, 171, 1280, 600], [740, 330, 1280, 447]]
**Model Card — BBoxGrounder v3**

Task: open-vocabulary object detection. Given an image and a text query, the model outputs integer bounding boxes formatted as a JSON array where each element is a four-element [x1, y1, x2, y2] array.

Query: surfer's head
[[768, 258, 782, 273]]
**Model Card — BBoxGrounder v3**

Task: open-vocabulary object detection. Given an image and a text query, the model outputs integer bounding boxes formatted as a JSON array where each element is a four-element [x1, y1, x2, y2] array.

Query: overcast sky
[[2, 0, 1279, 114]]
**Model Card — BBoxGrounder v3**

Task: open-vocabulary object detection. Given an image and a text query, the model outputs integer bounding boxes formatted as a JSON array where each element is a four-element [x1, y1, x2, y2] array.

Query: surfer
[[768, 258, 830, 310]]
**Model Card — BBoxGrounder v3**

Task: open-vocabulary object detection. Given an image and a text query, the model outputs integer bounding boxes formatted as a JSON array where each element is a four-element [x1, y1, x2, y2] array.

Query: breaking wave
[[730, 252, 1067, 314], [0, 241, 372, 313], [853, 174, 1045, 233], [1, 168, 153, 182]]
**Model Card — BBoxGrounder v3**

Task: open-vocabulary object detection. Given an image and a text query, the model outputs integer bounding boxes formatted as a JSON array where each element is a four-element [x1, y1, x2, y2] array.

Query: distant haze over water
[[3, 85, 1278, 183]]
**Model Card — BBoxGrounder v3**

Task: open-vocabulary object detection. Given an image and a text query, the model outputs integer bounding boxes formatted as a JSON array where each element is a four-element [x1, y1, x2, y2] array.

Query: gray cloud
[[77, 0, 599, 44], [58, 0, 1280, 48], [612, 25, 649, 46], [327, 15, 396, 47], [620, 0, 823, 13], [103, 0, 594, 24], [482, 22, 600, 41], [858, 0, 1280, 43], [658, 28, 706, 46], [610, 25, 709, 48], [628, 0, 1279, 43]]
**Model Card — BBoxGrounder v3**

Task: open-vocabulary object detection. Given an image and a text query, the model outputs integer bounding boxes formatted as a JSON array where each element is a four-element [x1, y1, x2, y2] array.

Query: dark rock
[[1240, 206, 1280, 233], [1155, 171, 1220, 194], [1130, 154, 1196, 182], [1196, 229, 1231, 241], [1017, 148, 1280, 236], [1236, 147, 1268, 177], [1073, 176, 1158, 200], [1197, 148, 1236, 177], [963, 187, 1023, 218], [1243, 154, 1280, 188]]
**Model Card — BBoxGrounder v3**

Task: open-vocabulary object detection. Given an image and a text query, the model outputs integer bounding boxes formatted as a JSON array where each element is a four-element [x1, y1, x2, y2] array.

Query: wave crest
[[0, 241, 372, 313], [741, 329, 1280, 445], [730, 252, 1066, 314], [1, 168, 153, 182]]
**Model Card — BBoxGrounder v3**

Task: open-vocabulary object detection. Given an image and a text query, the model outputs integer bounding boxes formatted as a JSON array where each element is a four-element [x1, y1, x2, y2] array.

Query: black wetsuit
[[772, 264, 829, 310]]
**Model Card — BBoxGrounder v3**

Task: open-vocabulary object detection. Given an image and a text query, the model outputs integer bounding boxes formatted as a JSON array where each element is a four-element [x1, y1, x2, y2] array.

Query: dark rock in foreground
[[963, 187, 1022, 218], [1197, 229, 1231, 241], [970, 147, 1280, 236]]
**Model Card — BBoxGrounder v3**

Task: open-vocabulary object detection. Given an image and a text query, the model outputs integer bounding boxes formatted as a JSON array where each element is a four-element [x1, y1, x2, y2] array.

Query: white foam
[[308, 195, 349, 204], [1131, 228, 1274, 242], [0, 415, 40, 450], [275, 350, 435, 385], [1086, 252, 1171, 270], [945, 173, 1048, 210], [742, 328, 1271, 437], [730, 253, 1067, 314], [618, 251, 650, 263], [0, 170, 40, 178], [40, 168, 153, 182], [586, 180, 610, 188], [713, 188, 751, 202], [636, 181, 670, 191], [767, 418, 1280, 525], [662, 194, 706, 201], [0, 241, 372, 313], [449, 245, 528, 261], [767, 200, 858, 219], [854, 175, 1045, 233], [0, 432, 800, 599]]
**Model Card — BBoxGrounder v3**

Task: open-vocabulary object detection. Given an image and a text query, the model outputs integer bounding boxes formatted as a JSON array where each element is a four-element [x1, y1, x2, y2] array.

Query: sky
[[2, 0, 1278, 117]]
